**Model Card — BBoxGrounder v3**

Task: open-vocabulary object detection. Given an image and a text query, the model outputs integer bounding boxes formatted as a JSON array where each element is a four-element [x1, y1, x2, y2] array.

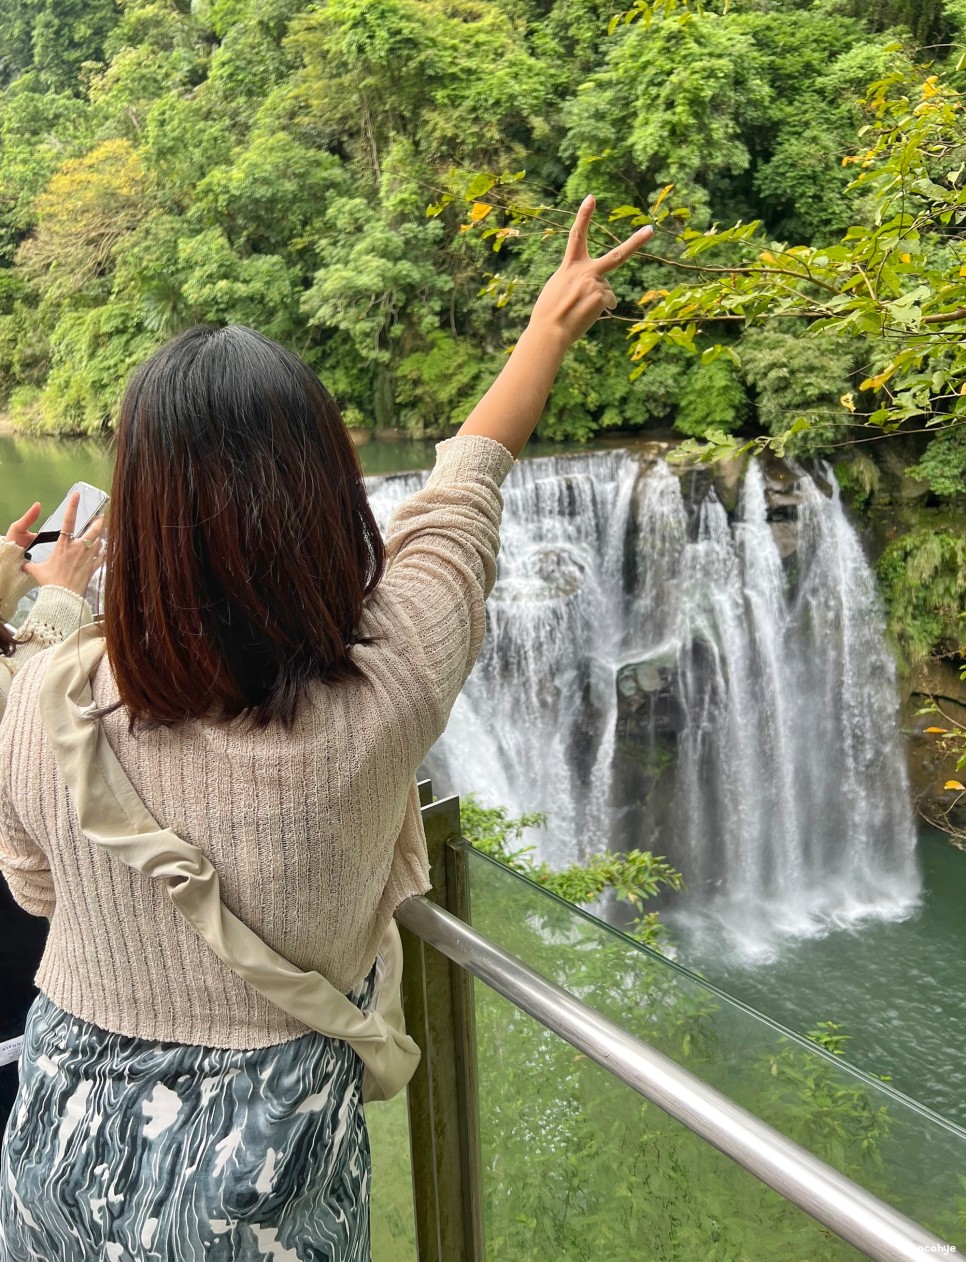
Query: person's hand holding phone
[[5, 501, 42, 551], [17, 494, 105, 596]]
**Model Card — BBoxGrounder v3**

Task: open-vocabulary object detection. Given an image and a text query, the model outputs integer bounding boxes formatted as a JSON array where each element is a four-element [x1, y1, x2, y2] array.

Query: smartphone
[[25, 482, 110, 566]]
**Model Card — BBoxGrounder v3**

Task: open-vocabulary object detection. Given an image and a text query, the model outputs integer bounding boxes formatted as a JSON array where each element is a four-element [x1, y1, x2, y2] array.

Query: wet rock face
[[612, 659, 688, 859], [630, 445, 810, 562], [616, 660, 686, 734], [903, 659, 966, 833]]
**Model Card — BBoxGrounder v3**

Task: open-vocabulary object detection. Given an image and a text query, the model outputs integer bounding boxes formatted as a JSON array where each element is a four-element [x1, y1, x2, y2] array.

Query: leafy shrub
[[877, 529, 966, 665], [739, 329, 855, 450], [833, 451, 880, 507], [907, 429, 966, 500], [460, 792, 683, 948], [674, 353, 748, 438]]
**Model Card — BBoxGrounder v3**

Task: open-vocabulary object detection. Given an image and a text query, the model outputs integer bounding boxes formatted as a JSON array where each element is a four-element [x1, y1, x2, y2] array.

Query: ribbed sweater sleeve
[[380, 433, 514, 730], [0, 676, 54, 919], [0, 539, 34, 623], [0, 585, 91, 715]]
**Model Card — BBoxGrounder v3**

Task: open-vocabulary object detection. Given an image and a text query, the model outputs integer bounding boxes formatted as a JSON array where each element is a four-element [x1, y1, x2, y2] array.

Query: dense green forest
[[0, 0, 964, 665]]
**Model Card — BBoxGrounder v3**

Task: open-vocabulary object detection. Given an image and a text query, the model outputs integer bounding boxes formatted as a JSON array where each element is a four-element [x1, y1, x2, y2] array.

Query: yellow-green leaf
[[610, 204, 643, 220], [651, 183, 674, 214], [859, 366, 896, 391], [465, 173, 496, 200]]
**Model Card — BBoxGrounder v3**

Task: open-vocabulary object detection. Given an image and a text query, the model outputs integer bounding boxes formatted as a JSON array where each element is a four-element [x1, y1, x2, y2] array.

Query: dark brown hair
[[0, 623, 13, 657], [105, 325, 384, 728]]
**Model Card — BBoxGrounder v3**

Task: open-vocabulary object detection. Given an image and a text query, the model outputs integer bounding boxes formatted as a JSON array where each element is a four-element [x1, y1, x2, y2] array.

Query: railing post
[[398, 780, 485, 1262]]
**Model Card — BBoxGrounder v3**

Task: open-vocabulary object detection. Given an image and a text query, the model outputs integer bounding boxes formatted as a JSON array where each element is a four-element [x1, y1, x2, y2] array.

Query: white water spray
[[366, 451, 921, 957]]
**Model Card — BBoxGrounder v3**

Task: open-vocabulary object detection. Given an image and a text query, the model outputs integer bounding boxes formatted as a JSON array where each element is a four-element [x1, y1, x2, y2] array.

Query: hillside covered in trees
[[0, 0, 964, 669]]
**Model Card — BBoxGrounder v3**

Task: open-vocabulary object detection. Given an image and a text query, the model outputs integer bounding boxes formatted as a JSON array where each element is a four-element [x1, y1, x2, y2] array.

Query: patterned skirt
[[0, 964, 378, 1262]]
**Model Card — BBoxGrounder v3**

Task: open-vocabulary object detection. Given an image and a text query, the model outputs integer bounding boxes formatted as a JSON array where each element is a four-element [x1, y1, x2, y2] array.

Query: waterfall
[[366, 450, 922, 956]]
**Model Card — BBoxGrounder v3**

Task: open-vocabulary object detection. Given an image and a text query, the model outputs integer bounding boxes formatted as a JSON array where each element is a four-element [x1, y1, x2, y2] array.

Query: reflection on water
[[0, 432, 589, 525], [0, 435, 115, 527], [0, 433, 438, 523]]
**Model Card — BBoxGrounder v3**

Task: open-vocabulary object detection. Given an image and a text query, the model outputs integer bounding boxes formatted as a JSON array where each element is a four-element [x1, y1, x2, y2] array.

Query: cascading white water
[[366, 450, 921, 956]]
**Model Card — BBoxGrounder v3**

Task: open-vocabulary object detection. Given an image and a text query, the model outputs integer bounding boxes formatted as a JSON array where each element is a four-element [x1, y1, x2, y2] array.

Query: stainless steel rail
[[394, 893, 953, 1262]]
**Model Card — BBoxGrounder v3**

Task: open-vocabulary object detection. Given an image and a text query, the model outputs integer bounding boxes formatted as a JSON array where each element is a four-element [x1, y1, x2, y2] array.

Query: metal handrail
[[395, 892, 954, 1262]]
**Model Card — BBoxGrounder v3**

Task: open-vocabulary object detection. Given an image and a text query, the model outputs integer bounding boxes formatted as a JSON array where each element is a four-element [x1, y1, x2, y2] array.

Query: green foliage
[[396, 332, 500, 435], [877, 528, 966, 664], [38, 301, 159, 434], [583, 43, 966, 462], [806, 1019, 851, 1057], [834, 451, 881, 507], [757, 1035, 893, 1178], [538, 334, 661, 440], [192, 132, 341, 254], [674, 352, 747, 437], [907, 427, 966, 498], [0, 0, 952, 453], [0, 0, 120, 91], [466, 10, 966, 558], [458, 794, 548, 860], [740, 328, 856, 446], [459, 792, 683, 947], [561, 13, 774, 225], [0, 81, 91, 257], [300, 197, 446, 359], [174, 228, 299, 339], [855, 0, 954, 46]]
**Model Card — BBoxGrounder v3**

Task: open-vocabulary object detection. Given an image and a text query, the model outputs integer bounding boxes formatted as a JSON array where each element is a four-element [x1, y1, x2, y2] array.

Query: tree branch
[[922, 305, 966, 324]]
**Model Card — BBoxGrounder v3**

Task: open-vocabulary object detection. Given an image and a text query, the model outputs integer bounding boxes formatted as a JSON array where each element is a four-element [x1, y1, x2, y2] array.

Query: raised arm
[[457, 195, 653, 458]]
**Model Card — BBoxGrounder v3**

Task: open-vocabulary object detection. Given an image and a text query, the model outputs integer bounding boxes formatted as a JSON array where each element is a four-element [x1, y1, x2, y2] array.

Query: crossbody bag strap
[[37, 626, 420, 1101]]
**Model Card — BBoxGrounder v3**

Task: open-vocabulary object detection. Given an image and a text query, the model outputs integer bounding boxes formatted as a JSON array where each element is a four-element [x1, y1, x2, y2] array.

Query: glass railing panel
[[476, 983, 870, 1260], [368, 1092, 417, 1261], [465, 844, 966, 1251]]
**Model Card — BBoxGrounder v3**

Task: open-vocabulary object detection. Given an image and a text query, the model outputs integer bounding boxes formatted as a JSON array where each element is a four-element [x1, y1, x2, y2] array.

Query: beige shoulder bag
[[37, 625, 421, 1104]]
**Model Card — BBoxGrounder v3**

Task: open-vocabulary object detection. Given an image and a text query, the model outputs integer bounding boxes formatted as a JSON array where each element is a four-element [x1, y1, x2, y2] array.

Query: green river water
[[1, 432, 964, 1129]]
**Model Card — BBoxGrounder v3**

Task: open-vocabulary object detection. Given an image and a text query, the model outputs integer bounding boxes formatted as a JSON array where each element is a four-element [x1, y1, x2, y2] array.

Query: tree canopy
[[0, 0, 964, 663]]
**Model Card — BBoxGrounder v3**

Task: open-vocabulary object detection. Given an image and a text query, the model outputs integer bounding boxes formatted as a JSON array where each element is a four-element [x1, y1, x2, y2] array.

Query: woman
[[0, 199, 649, 1260], [0, 493, 106, 707], [0, 495, 105, 1131]]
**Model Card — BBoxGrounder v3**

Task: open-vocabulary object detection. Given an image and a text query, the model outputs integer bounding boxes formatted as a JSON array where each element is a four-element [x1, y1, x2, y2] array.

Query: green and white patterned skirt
[[0, 963, 378, 1261]]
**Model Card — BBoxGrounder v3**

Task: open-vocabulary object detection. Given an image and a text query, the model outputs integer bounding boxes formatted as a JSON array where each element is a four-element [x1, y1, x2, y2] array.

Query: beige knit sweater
[[0, 433, 514, 1048], [0, 540, 92, 714]]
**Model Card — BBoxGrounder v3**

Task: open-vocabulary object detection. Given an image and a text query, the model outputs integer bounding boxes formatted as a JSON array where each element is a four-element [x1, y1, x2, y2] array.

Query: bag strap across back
[[36, 625, 420, 1102]]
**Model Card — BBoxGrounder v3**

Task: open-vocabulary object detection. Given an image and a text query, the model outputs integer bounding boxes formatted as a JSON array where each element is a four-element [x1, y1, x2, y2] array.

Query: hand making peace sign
[[528, 195, 654, 345], [458, 194, 654, 456]]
